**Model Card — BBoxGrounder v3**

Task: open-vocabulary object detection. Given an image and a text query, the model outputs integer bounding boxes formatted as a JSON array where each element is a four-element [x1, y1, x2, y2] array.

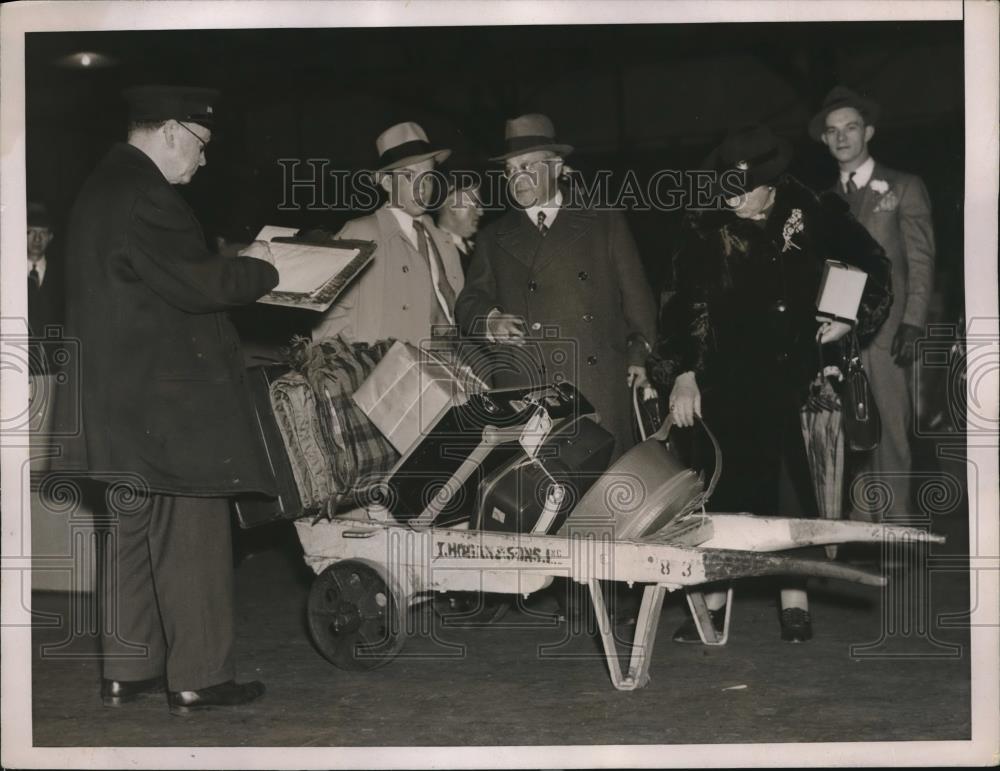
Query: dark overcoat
[[64, 143, 279, 497], [647, 175, 892, 515], [455, 202, 657, 459], [27, 253, 65, 376]]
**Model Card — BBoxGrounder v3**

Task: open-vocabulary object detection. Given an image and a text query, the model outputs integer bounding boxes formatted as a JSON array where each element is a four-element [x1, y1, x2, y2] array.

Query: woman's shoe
[[779, 607, 813, 642], [672, 606, 726, 643]]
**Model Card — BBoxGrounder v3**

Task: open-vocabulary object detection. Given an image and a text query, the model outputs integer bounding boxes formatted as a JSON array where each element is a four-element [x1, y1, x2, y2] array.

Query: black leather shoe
[[168, 680, 265, 716], [101, 676, 166, 707], [672, 606, 726, 643], [780, 607, 813, 643]]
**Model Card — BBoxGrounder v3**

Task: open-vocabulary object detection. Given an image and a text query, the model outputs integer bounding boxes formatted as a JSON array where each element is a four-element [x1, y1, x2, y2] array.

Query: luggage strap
[[648, 411, 723, 508]]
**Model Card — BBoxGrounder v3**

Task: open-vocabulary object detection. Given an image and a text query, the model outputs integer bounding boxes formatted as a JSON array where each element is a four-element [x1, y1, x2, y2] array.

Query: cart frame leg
[[685, 587, 734, 645], [588, 580, 668, 691]]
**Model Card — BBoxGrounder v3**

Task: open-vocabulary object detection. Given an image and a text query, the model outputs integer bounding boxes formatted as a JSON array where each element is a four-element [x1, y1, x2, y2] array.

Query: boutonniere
[[869, 179, 899, 212], [781, 208, 804, 252]]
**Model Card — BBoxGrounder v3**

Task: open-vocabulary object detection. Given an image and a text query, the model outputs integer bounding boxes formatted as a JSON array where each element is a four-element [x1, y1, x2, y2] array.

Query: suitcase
[[557, 416, 721, 541], [383, 382, 595, 526], [472, 416, 615, 534], [233, 365, 305, 528]]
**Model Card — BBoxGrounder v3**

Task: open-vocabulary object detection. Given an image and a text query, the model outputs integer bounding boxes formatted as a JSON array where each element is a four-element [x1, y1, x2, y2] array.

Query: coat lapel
[[375, 206, 410, 252], [854, 177, 877, 225], [532, 207, 596, 273], [496, 210, 541, 268]]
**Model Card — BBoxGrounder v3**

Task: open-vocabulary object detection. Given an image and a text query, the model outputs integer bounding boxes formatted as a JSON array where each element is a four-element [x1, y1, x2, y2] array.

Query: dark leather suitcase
[[383, 382, 594, 526], [233, 364, 305, 528], [472, 416, 615, 534]]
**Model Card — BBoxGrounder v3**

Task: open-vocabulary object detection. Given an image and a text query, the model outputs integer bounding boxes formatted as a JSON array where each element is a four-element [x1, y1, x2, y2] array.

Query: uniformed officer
[[64, 85, 278, 715], [455, 113, 656, 459]]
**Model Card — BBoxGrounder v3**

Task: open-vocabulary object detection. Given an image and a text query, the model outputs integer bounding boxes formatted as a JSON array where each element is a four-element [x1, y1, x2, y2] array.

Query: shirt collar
[[525, 189, 563, 229], [840, 156, 876, 189]]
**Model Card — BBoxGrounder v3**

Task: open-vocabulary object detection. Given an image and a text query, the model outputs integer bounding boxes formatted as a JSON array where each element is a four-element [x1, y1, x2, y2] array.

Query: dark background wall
[[26, 21, 964, 311]]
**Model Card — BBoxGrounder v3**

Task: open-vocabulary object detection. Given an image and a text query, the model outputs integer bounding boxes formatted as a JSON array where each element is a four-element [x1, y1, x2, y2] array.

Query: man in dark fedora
[[64, 85, 278, 714], [455, 113, 656, 461], [313, 121, 464, 347], [811, 86, 935, 522]]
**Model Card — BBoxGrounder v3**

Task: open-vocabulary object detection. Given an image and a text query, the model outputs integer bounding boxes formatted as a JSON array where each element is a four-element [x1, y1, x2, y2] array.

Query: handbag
[[842, 332, 881, 452]]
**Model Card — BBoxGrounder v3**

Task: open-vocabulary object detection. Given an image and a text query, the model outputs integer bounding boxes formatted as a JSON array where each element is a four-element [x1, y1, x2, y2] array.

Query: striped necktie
[[413, 220, 456, 327]]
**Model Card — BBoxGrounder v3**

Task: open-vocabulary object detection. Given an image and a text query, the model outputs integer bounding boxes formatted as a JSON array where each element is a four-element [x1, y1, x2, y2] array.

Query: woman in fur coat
[[647, 124, 892, 642]]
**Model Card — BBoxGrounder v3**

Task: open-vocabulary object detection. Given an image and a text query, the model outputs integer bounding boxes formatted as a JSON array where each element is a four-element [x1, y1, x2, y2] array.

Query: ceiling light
[[53, 52, 117, 69]]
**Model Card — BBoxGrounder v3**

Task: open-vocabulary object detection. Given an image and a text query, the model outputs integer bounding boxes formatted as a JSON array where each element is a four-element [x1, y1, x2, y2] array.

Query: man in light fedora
[[456, 113, 656, 461], [313, 121, 464, 346], [811, 86, 935, 522]]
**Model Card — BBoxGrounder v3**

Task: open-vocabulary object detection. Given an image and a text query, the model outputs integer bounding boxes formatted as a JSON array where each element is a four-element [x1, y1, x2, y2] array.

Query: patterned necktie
[[845, 171, 859, 195], [28, 266, 40, 290], [413, 220, 456, 327], [537, 211, 549, 236]]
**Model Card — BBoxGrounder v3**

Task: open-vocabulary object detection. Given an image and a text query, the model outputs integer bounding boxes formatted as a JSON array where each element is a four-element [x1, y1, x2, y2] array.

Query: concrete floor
[[31, 504, 971, 747]]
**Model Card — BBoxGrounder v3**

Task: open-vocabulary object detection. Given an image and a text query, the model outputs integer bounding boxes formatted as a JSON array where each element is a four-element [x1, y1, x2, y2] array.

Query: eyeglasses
[[176, 121, 210, 154], [503, 158, 555, 178]]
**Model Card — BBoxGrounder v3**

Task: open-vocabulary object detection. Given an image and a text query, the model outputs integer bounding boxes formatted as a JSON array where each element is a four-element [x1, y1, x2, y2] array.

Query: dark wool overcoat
[[647, 175, 892, 515], [64, 143, 279, 496], [455, 201, 657, 460]]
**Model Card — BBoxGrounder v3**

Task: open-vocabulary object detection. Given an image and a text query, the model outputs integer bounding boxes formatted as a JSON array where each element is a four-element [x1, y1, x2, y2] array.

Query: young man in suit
[[312, 122, 464, 348], [456, 113, 656, 460], [65, 85, 278, 714], [811, 86, 935, 521]]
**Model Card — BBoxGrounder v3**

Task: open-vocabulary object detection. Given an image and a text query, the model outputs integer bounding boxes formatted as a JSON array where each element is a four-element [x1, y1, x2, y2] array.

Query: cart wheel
[[307, 560, 405, 671], [433, 592, 511, 627]]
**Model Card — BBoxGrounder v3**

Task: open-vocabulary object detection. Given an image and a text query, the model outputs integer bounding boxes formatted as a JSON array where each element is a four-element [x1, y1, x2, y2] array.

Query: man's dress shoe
[[168, 680, 266, 716], [101, 676, 166, 707], [671, 606, 726, 643]]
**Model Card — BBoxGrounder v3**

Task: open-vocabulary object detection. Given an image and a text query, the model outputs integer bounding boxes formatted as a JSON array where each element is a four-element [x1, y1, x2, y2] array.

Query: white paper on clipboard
[[252, 225, 374, 311]]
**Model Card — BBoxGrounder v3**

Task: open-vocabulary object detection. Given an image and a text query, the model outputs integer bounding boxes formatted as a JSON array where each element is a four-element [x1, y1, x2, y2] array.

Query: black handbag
[[842, 333, 881, 452]]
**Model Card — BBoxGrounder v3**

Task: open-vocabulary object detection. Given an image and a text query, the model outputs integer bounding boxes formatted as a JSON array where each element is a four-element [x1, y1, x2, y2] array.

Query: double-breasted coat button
[[587, 355, 598, 365], [530, 322, 542, 331], [528, 280, 538, 292], [578, 271, 589, 281], [582, 313, 594, 322], [402, 265, 409, 273], [402, 304, 409, 310]]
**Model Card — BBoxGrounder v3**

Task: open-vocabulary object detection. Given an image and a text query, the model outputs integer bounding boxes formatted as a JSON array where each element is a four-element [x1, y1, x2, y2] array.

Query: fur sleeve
[[647, 218, 715, 394]]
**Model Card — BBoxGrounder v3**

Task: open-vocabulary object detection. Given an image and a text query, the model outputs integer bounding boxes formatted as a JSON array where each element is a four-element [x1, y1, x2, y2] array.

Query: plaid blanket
[[270, 336, 399, 511]]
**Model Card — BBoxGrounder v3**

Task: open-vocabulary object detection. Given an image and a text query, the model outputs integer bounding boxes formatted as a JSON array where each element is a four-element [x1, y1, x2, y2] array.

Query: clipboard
[[255, 232, 376, 312]]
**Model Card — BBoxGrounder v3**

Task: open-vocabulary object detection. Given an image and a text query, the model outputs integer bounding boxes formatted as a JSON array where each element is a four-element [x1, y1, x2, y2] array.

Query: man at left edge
[[62, 85, 279, 715]]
